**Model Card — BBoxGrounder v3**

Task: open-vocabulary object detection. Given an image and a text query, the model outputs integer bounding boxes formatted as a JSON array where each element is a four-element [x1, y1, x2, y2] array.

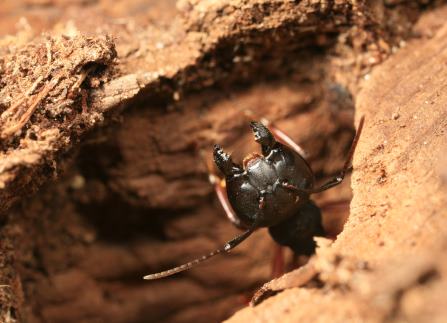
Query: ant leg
[[259, 117, 308, 158], [271, 243, 285, 278], [201, 150, 247, 229], [309, 116, 365, 194], [251, 260, 317, 306]]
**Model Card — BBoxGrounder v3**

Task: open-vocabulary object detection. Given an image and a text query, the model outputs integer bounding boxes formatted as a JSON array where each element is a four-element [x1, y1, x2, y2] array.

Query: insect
[[143, 116, 364, 280]]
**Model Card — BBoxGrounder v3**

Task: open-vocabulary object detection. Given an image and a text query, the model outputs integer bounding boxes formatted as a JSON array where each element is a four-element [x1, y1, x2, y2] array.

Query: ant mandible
[[144, 116, 365, 280]]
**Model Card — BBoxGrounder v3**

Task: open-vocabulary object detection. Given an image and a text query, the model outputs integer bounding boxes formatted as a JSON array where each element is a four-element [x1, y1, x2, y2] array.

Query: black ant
[[143, 116, 364, 280]]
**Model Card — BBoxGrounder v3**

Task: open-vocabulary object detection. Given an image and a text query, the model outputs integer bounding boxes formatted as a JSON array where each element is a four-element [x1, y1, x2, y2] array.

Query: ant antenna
[[143, 227, 256, 280], [341, 116, 365, 173], [308, 115, 365, 194]]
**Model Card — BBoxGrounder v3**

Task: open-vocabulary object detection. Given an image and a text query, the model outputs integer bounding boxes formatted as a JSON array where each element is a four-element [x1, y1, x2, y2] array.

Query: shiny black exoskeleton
[[214, 122, 324, 255], [143, 117, 364, 280]]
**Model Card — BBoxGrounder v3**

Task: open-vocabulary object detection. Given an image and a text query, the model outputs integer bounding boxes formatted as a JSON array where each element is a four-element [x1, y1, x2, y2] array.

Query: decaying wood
[[0, 0, 391, 215], [227, 7, 447, 323], [0, 1, 446, 322]]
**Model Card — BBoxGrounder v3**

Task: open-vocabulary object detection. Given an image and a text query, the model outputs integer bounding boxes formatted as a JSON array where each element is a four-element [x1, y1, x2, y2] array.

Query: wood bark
[[0, 1, 445, 322]]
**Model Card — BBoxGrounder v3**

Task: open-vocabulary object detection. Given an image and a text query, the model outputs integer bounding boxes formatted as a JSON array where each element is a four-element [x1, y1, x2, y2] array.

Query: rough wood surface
[[227, 7, 447, 323], [0, 1, 445, 322], [0, 0, 388, 215]]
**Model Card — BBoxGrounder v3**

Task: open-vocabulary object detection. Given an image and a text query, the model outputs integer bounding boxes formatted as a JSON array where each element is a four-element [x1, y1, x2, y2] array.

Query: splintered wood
[[0, 35, 116, 140]]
